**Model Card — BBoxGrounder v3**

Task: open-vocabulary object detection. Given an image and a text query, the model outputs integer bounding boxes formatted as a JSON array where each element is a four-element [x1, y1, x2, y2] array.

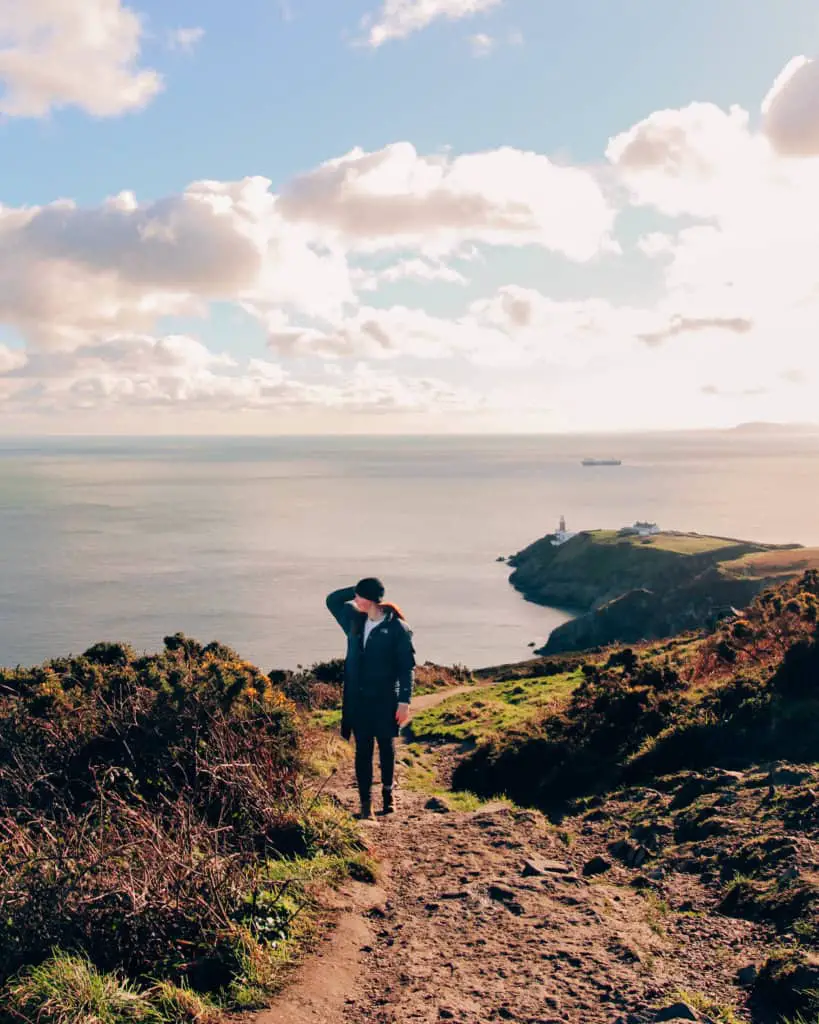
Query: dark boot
[[381, 786, 395, 815], [356, 789, 373, 819]]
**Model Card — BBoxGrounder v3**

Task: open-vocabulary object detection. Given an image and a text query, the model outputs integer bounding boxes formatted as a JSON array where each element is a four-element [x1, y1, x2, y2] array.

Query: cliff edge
[[507, 529, 819, 653]]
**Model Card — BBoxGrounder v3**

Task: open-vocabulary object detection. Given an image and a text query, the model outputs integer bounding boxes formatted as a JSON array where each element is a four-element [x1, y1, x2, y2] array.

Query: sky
[[1, 0, 819, 434]]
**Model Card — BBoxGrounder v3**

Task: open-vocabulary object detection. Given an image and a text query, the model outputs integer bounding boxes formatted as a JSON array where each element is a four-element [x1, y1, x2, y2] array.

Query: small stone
[[737, 964, 758, 986], [425, 796, 451, 813], [648, 868, 665, 881], [779, 865, 800, 884], [630, 844, 650, 868], [654, 1002, 698, 1022], [488, 884, 518, 902], [438, 1009, 455, 1020], [583, 856, 612, 876], [522, 856, 571, 876], [488, 884, 525, 915]]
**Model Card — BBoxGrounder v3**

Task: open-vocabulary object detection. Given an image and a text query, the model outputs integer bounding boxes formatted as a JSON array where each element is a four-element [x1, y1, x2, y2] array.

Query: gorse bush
[[0, 633, 356, 1013], [272, 657, 473, 711]]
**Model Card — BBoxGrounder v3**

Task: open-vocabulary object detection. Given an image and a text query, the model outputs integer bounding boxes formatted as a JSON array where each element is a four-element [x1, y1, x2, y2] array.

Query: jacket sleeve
[[325, 586, 357, 635], [395, 622, 416, 705]]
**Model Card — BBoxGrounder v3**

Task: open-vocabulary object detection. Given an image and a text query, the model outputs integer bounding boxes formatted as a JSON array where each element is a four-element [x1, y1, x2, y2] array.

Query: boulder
[[737, 964, 758, 987], [654, 1002, 698, 1022], [522, 856, 571, 877], [583, 855, 612, 877]]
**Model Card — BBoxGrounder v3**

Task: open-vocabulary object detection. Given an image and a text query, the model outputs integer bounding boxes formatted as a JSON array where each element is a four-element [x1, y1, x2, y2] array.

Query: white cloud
[[0, 345, 26, 373], [168, 27, 205, 53], [0, 332, 480, 416], [0, 0, 162, 118], [637, 232, 675, 259], [636, 314, 753, 347], [353, 257, 468, 291], [762, 56, 819, 157], [278, 142, 615, 260], [258, 286, 656, 371], [262, 304, 509, 363], [362, 0, 501, 47], [607, 56, 819, 381], [0, 177, 356, 350], [469, 33, 494, 57]]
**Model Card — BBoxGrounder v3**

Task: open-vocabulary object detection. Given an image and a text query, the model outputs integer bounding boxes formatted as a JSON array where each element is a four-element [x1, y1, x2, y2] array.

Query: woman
[[325, 577, 416, 819]]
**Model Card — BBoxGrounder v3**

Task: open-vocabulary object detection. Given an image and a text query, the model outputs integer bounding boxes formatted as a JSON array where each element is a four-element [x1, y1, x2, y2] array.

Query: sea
[[1, 430, 818, 673]]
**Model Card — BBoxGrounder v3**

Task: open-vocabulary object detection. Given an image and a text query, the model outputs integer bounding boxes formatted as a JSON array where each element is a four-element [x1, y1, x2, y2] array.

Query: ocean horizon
[[1, 429, 818, 673]]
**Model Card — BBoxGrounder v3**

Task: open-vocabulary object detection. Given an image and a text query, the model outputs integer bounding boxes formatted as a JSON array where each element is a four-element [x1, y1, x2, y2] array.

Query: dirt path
[[256, 687, 768, 1024]]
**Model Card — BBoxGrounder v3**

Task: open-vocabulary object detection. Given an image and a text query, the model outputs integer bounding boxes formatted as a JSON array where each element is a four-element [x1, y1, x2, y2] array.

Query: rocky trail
[[254, 687, 783, 1024]]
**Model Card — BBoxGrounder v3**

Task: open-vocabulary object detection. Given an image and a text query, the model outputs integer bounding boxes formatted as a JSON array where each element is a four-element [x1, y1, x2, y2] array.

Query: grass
[[0, 951, 227, 1024], [675, 988, 745, 1024], [639, 534, 740, 555], [643, 892, 670, 937], [587, 530, 739, 555], [398, 743, 510, 812], [719, 548, 819, 581], [408, 670, 582, 744]]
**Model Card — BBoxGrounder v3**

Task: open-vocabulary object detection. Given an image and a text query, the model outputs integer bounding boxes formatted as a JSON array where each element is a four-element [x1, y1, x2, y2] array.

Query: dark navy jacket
[[325, 586, 416, 739]]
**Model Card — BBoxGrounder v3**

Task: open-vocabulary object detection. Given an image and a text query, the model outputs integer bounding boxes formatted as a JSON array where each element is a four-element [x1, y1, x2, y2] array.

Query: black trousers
[[353, 730, 396, 797]]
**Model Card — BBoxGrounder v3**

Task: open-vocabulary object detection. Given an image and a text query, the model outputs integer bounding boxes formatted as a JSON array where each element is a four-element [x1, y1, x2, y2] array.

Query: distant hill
[[507, 528, 819, 654]]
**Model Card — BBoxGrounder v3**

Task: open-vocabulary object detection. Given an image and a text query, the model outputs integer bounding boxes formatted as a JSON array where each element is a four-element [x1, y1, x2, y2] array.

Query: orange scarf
[[380, 600, 406, 621]]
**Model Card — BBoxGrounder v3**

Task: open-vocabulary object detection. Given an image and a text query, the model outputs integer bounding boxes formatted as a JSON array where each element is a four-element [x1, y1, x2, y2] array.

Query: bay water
[[1, 431, 817, 672]]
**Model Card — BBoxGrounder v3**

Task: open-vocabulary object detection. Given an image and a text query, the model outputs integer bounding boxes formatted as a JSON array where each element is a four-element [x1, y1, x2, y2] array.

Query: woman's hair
[[380, 600, 406, 621]]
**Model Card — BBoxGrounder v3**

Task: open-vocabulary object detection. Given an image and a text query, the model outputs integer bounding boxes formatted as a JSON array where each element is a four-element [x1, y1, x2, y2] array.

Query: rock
[[438, 1009, 455, 1020], [789, 789, 817, 810], [488, 884, 518, 902], [755, 952, 819, 1018], [488, 884, 525, 915], [648, 868, 665, 881], [737, 964, 758, 986], [779, 865, 800, 884], [632, 822, 674, 849], [769, 764, 812, 787], [425, 796, 451, 813], [522, 856, 570, 877], [631, 844, 650, 868], [654, 1002, 698, 1021], [669, 770, 740, 809], [583, 856, 612, 876], [609, 839, 651, 867]]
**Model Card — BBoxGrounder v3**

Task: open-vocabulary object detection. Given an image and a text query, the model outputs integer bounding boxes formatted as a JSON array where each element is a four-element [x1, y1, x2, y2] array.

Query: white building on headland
[[618, 520, 660, 537], [552, 515, 577, 546]]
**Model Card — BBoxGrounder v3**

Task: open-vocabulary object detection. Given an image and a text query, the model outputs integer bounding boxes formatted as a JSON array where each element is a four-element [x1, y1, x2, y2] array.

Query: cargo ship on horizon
[[581, 458, 622, 466]]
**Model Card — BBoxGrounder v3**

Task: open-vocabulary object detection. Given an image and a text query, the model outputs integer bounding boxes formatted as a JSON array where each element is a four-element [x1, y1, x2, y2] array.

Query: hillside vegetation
[[412, 571, 819, 1023], [0, 635, 370, 1023], [508, 528, 819, 654]]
